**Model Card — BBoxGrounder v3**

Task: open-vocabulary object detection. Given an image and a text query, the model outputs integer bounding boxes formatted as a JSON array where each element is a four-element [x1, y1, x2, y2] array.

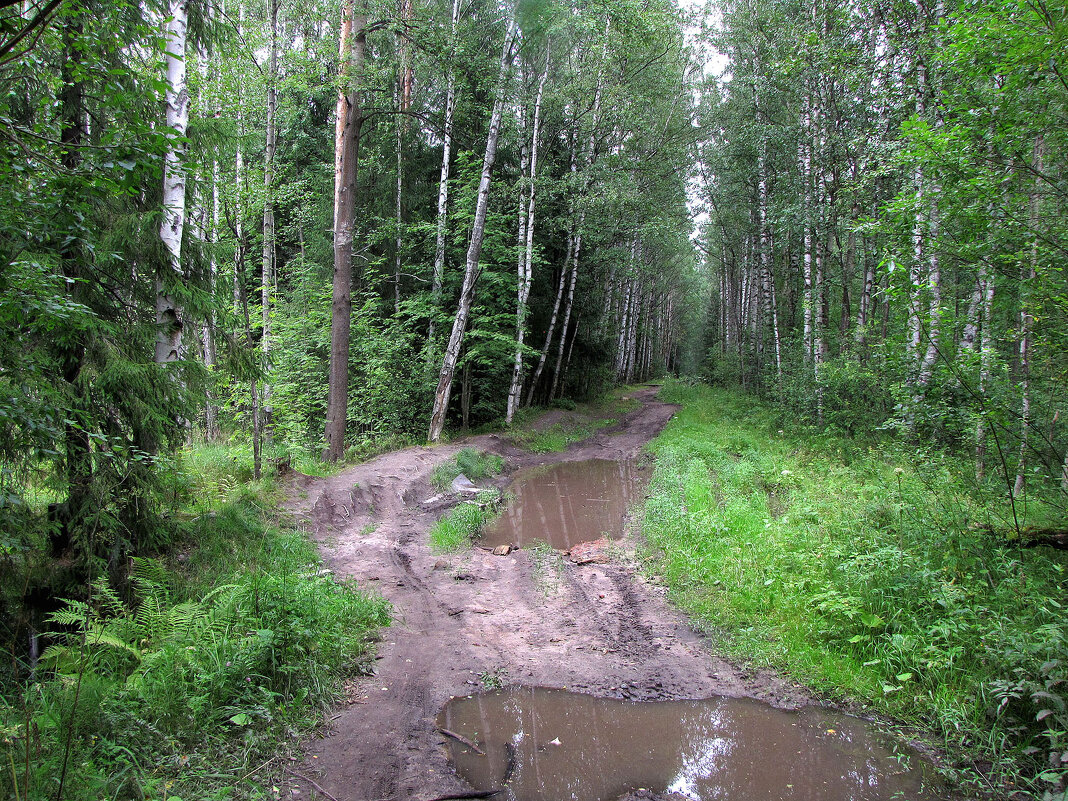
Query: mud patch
[[482, 459, 647, 550], [439, 687, 944, 801]]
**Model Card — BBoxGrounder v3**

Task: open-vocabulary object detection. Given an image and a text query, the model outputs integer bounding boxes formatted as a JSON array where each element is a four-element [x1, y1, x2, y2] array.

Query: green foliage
[[430, 448, 504, 493], [642, 381, 1068, 796], [429, 501, 498, 552], [0, 457, 389, 801]]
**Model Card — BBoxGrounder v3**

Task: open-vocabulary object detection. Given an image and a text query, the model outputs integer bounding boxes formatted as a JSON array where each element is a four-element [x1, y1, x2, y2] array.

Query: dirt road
[[284, 387, 809, 801]]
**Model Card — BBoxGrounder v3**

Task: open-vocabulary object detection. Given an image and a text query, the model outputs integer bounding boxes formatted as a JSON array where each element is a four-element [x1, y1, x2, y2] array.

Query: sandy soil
[[282, 387, 812, 801]]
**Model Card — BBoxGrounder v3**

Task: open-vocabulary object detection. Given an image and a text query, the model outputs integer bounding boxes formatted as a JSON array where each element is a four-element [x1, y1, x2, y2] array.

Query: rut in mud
[[281, 388, 929, 801]]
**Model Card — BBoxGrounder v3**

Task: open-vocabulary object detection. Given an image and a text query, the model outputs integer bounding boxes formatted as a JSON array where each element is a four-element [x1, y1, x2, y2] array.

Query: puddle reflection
[[482, 459, 647, 550], [439, 687, 944, 801]]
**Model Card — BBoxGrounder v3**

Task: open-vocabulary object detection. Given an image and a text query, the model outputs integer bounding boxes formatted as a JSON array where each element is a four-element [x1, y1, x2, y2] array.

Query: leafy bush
[[0, 481, 389, 801]]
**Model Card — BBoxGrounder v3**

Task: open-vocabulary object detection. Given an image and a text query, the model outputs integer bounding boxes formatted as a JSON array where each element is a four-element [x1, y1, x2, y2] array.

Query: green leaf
[[229, 713, 252, 726]]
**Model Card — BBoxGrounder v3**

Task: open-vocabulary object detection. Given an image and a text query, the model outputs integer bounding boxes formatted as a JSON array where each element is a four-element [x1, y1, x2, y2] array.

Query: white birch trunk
[[506, 50, 549, 424], [800, 91, 813, 363], [428, 19, 516, 442], [427, 0, 461, 362], [155, 0, 190, 364], [1014, 136, 1042, 498], [261, 0, 278, 429]]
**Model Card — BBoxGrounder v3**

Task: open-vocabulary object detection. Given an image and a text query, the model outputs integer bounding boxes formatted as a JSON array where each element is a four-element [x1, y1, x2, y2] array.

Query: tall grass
[[642, 380, 1068, 798]]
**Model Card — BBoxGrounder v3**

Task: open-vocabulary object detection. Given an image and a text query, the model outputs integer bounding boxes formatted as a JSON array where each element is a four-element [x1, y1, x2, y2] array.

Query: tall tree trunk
[[907, 60, 928, 378], [324, 0, 367, 461], [204, 157, 220, 441], [428, 19, 516, 442], [393, 85, 403, 316], [156, 0, 190, 365], [799, 90, 814, 363], [525, 233, 571, 406], [261, 0, 278, 436], [757, 137, 780, 379], [57, 10, 91, 539], [855, 236, 875, 352], [427, 0, 460, 364], [506, 48, 549, 424], [976, 260, 995, 479], [1013, 135, 1043, 498], [549, 243, 579, 400]]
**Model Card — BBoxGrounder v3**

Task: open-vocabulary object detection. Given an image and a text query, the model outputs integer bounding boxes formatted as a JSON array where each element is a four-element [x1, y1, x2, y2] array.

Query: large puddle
[[438, 688, 945, 801], [482, 459, 646, 550]]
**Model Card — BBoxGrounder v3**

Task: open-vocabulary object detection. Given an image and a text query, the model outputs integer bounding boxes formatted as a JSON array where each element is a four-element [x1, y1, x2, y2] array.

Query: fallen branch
[[284, 767, 340, 801], [438, 727, 485, 755], [425, 791, 503, 801]]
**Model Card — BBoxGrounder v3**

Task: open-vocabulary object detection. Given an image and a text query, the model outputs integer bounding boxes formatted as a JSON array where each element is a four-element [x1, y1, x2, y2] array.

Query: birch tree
[[156, 0, 190, 365], [428, 16, 517, 442]]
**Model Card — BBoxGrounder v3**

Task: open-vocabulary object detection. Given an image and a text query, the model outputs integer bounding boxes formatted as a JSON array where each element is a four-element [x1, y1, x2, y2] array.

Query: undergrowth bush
[[643, 380, 1068, 799], [0, 449, 390, 801]]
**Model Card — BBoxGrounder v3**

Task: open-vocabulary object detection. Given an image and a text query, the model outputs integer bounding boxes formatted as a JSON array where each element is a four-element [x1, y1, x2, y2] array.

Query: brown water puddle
[[438, 688, 945, 801], [482, 459, 646, 550]]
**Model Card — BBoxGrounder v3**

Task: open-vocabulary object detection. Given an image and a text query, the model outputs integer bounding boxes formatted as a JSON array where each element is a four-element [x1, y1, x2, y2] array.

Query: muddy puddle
[[482, 459, 646, 550], [438, 687, 944, 801]]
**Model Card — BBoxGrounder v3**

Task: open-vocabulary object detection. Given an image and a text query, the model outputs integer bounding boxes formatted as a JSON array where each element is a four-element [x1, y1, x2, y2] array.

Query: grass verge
[[641, 380, 1068, 798], [0, 445, 390, 801], [429, 500, 498, 552], [506, 389, 642, 453], [430, 448, 504, 493]]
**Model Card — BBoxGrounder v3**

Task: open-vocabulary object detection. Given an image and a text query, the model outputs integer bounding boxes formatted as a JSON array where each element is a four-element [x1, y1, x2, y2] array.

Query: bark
[[261, 0, 278, 433], [204, 156, 220, 441], [757, 137, 780, 378], [155, 0, 190, 365], [855, 238, 875, 351], [976, 261, 995, 479], [525, 233, 571, 407], [1014, 136, 1043, 498], [324, 0, 367, 461], [427, 0, 460, 363], [799, 90, 814, 363], [506, 48, 549, 424], [549, 242, 579, 400], [907, 60, 928, 375], [233, 3, 245, 317], [57, 11, 91, 537], [393, 83, 403, 315], [428, 19, 516, 443]]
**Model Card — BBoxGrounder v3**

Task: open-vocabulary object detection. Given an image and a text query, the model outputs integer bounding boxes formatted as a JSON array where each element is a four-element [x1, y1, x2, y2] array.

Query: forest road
[[282, 386, 810, 801]]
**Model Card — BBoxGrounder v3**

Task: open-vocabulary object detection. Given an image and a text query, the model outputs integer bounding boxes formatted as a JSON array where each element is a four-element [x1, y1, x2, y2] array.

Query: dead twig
[[425, 791, 503, 801], [284, 767, 341, 801], [438, 727, 485, 755]]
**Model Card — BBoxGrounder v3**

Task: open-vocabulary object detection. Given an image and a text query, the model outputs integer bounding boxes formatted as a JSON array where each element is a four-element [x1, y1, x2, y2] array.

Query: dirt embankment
[[283, 387, 810, 801]]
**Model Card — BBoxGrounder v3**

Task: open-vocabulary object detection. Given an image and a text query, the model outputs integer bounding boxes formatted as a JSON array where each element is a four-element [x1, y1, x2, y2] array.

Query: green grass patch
[[429, 500, 498, 551], [506, 389, 641, 453], [1, 445, 390, 801], [642, 380, 1068, 797], [430, 447, 504, 492]]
